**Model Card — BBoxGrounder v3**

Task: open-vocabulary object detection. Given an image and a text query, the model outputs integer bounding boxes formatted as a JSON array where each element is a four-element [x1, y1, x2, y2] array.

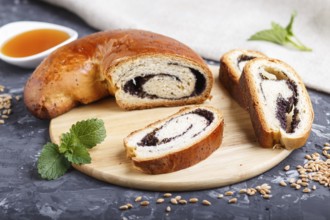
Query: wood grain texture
[[49, 65, 291, 191]]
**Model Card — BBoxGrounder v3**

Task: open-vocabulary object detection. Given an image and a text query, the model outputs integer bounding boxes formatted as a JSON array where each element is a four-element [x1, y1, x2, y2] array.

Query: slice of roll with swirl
[[219, 49, 266, 108], [240, 58, 314, 150], [124, 106, 224, 174], [24, 29, 213, 119]]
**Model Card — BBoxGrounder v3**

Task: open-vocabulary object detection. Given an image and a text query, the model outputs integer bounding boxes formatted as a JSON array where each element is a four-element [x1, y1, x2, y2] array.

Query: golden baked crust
[[24, 30, 213, 119]]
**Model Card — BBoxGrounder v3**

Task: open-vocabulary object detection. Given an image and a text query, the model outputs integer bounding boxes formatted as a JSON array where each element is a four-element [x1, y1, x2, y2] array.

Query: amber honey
[[1, 29, 70, 58]]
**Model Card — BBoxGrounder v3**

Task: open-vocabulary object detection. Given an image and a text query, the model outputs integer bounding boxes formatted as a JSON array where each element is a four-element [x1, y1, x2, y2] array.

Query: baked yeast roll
[[124, 106, 224, 174], [24, 30, 213, 119], [240, 58, 314, 150], [219, 49, 266, 107]]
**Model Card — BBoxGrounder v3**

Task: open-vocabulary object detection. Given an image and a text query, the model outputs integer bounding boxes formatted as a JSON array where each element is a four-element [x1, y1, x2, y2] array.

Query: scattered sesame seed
[[302, 188, 311, 193], [163, 193, 172, 198], [156, 198, 164, 204], [246, 188, 256, 196], [166, 206, 171, 212], [279, 181, 287, 187], [239, 189, 247, 194], [299, 174, 308, 178], [170, 198, 178, 205], [224, 191, 234, 196], [323, 146, 330, 151], [189, 198, 199, 203], [217, 194, 224, 199], [134, 196, 142, 202], [202, 200, 211, 206], [262, 194, 271, 199], [259, 189, 267, 195], [289, 178, 296, 184], [301, 178, 309, 182], [261, 183, 271, 190], [312, 185, 316, 190], [228, 198, 237, 204], [301, 182, 309, 187], [291, 183, 297, 188], [175, 195, 181, 201], [263, 188, 271, 194], [305, 154, 312, 160], [119, 205, 128, 210], [140, 201, 149, 206], [0, 91, 15, 124], [179, 199, 187, 205]]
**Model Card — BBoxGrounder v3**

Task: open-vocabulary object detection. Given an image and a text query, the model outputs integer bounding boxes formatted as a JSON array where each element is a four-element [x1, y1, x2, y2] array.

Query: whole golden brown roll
[[24, 29, 213, 119]]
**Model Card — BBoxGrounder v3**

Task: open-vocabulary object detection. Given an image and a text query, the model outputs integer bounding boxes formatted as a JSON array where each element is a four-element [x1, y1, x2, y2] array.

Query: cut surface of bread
[[24, 29, 213, 119], [240, 58, 314, 150], [219, 49, 266, 107], [110, 55, 212, 110], [124, 106, 224, 174]]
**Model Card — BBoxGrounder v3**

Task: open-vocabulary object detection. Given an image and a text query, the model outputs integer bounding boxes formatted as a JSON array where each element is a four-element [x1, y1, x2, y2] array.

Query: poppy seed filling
[[138, 109, 214, 147], [259, 70, 300, 133], [123, 62, 206, 99], [237, 55, 256, 71]]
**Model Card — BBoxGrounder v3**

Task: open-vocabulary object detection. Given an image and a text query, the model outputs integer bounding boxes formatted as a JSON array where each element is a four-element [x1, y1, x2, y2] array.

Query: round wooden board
[[50, 65, 291, 191]]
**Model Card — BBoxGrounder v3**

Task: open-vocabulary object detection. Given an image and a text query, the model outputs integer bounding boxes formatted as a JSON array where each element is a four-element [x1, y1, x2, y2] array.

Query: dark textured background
[[0, 0, 329, 219]]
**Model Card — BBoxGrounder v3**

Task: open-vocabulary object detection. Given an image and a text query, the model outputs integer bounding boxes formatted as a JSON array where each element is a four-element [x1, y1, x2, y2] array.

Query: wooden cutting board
[[50, 65, 291, 191]]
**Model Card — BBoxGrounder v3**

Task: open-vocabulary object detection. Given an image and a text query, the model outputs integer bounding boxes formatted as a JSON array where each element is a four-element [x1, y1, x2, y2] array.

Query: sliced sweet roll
[[240, 58, 314, 150], [124, 106, 224, 174], [219, 49, 266, 107]]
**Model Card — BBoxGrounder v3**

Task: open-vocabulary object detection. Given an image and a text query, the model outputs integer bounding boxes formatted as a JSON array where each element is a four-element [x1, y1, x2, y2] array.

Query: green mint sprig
[[248, 12, 312, 52], [37, 118, 106, 180]]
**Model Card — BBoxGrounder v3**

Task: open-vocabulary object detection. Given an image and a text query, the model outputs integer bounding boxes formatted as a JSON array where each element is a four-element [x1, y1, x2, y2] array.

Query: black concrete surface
[[0, 0, 329, 219]]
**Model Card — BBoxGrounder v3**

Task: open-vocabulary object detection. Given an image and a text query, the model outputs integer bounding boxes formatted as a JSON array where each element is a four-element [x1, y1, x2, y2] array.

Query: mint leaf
[[64, 144, 91, 164], [58, 132, 74, 153], [37, 143, 71, 180], [249, 27, 286, 45], [37, 118, 106, 180], [285, 11, 297, 36], [248, 12, 312, 51], [70, 118, 106, 149]]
